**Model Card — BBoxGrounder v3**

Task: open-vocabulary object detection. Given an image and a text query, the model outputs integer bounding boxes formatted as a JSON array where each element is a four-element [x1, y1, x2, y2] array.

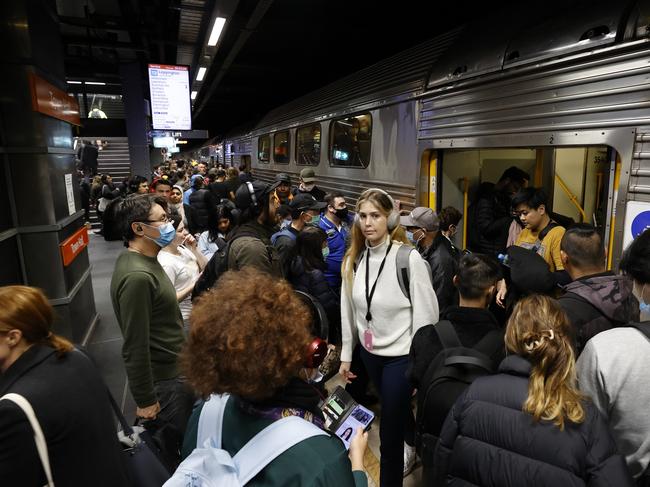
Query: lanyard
[[365, 241, 393, 324]]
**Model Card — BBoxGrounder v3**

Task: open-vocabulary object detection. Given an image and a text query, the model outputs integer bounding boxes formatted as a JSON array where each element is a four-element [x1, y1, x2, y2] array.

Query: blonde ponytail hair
[[342, 189, 409, 288], [505, 294, 584, 430], [0, 286, 73, 357]]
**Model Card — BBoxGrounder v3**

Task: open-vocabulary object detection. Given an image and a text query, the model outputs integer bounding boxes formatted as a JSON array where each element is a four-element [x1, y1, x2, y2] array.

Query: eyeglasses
[[143, 216, 171, 224]]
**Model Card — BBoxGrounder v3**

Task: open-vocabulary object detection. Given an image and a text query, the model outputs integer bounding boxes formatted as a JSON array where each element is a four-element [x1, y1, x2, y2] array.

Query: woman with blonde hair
[[339, 188, 439, 486], [0, 286, 129, 486], [431, 294, 633, 486]]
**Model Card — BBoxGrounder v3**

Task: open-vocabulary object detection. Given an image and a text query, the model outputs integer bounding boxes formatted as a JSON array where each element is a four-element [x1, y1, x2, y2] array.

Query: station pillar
[[120, 62, 152, 179], [0, 0, 98, 343]]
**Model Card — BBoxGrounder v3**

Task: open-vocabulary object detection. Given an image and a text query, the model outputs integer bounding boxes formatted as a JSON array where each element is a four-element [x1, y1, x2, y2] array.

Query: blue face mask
[[322, 246, 330, 259], [144, 222, 176, 247], [635, 283, 650, 314], [406, 231, 415, 244]]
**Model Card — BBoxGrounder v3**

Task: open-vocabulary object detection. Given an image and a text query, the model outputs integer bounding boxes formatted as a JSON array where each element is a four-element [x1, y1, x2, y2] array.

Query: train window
[[330, 113, 372, 167], [296, 124, 321, 166], [273, 131, 290, 164], [258, 135, 270, 163]]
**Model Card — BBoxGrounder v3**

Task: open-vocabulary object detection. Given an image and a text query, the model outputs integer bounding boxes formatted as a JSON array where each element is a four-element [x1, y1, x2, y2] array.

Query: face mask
[[334, 208, 349, 220], [635, 283, 650, 313], [301, 183, 315, 192], [143, 222, 176, 247], [310, 214, 321, 225], [322, 246, 330, 259], [406, 231, 416, 244]]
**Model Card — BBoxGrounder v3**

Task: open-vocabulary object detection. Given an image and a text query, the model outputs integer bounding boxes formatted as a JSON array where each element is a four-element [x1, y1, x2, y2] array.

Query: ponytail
[[46, 332, 74, 357]]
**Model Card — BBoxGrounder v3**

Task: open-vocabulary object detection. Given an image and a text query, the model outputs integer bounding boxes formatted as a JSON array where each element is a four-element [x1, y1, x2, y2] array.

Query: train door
[[418, 149, 439, 210], [435, 146, 617, 266], [241, 155, 251, 172]]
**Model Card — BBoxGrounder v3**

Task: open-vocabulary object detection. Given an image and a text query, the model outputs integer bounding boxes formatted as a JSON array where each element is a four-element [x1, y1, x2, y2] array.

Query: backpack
[[164, 394, 327, 487], [191, 233, 254, 301], [415, 320, 502, 485], [271, 227, 297, 246], [354, 244, 431, 302]]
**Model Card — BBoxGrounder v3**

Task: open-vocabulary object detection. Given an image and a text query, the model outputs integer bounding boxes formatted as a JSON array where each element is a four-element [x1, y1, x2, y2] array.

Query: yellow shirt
[[515, 224, 565, 272]]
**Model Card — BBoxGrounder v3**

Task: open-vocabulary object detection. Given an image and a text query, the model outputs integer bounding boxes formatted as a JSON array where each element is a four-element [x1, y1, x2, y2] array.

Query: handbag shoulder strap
[[234, 416, 328, 485], [196, 393, 230, 449], [0, 393, 55, 487]]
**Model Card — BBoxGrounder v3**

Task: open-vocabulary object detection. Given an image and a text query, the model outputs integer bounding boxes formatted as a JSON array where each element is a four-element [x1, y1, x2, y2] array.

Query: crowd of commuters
[[3, 160, 650, 487]]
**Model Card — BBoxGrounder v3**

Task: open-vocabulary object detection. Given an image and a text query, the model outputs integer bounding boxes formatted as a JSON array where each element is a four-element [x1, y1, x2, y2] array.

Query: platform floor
[[86, 232, 422, 486]]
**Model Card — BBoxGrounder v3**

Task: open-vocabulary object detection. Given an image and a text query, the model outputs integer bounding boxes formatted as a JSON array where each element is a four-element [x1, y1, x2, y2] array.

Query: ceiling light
[[207, 17, 227, 46], [196, 67, 206, 81], [67, 80, 82, 84], [85, 81, 106, 85], [191, 91, 197, 100]]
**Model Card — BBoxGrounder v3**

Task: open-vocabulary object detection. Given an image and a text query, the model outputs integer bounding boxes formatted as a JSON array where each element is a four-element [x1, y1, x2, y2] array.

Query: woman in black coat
[[0, 286, 130, 487], [288, 226, 341, 345], [432, 294, 633, 487]]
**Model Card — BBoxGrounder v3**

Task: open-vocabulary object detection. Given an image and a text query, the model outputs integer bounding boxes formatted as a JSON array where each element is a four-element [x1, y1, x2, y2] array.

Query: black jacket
[[0, 346, 130, 487], [189, 188, 212, 233], [407, 306, 504, 389], [432, 355, 633, 487], [559, 272, 639, 354], [288, 256, 342, 345], [291, 186, 327, 202], [471, 188, 512, 256], [420, 233, 458, 313]]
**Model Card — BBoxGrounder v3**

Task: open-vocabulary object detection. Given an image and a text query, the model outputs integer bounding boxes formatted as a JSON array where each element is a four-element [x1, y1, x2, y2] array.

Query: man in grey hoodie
[[559, 223, 639, 353]]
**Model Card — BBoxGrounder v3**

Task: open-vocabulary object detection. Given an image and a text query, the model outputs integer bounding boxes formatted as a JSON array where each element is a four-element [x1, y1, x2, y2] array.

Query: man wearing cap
[[271, 194, 327, 276], [401, 207, 458, 312], [291, 167, 326, 201], [228, 180, 283, 277], [274, 173, 294, 205], [183, 174, 204, 205], [319, 191, 354, 290]]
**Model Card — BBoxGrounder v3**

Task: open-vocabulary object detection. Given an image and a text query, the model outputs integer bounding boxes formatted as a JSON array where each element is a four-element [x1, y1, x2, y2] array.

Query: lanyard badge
[[363, 242, 392, 352]]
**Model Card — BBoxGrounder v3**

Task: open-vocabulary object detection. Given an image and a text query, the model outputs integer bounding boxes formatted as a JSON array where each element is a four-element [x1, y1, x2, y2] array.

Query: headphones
[[305, 337, 328, 369], [245, 181, 259, 209], [354, 188, 400, 231]]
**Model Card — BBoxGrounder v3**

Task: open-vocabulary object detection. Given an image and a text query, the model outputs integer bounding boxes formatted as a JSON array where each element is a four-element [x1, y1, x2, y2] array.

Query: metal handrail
[[554, 174, 587, 222]]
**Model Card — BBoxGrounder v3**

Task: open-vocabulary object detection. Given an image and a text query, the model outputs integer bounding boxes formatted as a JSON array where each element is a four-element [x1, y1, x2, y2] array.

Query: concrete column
[[0, 0, 97, 343], [120, 62, 151, 179]]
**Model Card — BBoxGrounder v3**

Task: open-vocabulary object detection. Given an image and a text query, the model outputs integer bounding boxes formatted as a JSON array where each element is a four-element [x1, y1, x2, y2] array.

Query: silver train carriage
[[209, 0, 650, 269]]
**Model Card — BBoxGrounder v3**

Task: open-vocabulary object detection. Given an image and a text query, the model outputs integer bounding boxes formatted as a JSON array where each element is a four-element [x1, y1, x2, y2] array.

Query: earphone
[[305, 337, 328, 369], [354, 188, 400, 230], [245, 181, 258, 209]]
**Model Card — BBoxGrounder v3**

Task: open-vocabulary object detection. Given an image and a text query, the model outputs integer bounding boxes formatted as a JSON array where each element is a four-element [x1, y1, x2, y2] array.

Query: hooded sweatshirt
[[559, 272, 639, 353]]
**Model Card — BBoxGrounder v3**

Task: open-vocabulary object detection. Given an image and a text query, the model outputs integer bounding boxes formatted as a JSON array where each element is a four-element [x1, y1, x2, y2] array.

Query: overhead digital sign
[[148, 64, 192, 130]]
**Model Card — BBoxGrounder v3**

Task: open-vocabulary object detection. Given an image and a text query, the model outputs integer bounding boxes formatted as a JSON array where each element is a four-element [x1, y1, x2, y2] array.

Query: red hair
[[0, 286, 73, 356]]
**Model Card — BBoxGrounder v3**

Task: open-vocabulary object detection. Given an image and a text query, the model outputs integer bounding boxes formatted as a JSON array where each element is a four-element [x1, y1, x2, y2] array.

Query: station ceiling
[[57, 0, 523, 137]]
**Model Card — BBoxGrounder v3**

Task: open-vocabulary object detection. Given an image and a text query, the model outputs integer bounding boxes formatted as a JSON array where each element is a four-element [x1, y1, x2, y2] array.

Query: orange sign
[[60, 227, 89, 266], [29, 73, 81, 125]]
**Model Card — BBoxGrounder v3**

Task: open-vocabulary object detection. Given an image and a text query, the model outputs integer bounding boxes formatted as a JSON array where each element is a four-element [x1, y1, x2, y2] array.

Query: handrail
[[462, 177, 469, 250], [554, 174, 587, 222], [607, 156, 621, 270]]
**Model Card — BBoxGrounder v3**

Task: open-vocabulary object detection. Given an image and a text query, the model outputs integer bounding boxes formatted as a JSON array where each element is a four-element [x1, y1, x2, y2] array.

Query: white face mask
[[301, 182, 315, 192], [304, 368, 324, 384]]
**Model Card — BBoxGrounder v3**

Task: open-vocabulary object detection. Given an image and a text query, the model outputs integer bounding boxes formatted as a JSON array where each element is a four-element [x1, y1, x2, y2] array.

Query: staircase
[[89, 137, 131, 230]]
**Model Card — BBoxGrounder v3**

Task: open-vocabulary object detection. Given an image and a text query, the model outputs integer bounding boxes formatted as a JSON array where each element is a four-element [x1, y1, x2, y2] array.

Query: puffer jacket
[[432, 355, 633, 487], [288, 256, 341, 344], [420, 233, 458, 313], [559, 272, 639, 353], [188, 188, 212, 233]]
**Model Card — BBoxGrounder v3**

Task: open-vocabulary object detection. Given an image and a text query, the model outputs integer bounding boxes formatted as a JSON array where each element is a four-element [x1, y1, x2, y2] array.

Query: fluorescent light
[[85, 81, 106, 85], [191, 91, 197, 100], [196, 67, 207, 81], [67, 80, 82, 84], [207, 17, 226, 46]]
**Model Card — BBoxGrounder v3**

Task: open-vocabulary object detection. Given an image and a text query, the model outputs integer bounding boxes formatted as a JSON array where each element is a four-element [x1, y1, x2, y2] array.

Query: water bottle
[[498, 253, 510, 267]]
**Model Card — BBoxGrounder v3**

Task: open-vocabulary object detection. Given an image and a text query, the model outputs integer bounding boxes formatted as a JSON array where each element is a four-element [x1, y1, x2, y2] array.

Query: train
[[181, 0, 650, 268]]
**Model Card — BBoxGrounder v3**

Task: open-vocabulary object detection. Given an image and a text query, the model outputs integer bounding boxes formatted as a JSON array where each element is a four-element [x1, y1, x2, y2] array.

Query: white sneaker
[[403, 442, 416, 477]]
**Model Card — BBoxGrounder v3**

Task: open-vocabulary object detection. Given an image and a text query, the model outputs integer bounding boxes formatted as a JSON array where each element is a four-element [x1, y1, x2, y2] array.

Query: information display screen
[[148, 64, 192, 130]]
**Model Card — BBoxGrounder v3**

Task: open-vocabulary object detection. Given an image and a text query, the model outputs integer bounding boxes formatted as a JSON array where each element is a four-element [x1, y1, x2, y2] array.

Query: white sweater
[[340, 238, 439, 362]]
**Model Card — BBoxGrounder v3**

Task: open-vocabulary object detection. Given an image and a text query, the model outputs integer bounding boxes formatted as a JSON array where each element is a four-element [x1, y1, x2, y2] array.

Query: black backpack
[[191, 233, 257, 301], [415, 321, 502, 484]]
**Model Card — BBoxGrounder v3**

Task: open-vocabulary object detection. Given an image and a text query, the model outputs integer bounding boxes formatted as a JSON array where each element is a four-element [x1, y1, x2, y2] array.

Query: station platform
[[85, 232, 423, 486]]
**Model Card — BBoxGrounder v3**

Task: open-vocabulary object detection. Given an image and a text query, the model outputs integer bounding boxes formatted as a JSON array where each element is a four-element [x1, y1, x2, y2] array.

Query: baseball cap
[[235, 180, 281, 210], [400, 207, 439, 231], [275, 172, 292, 184], [299, 167, 316, 183], [290, 193, 327, 213]]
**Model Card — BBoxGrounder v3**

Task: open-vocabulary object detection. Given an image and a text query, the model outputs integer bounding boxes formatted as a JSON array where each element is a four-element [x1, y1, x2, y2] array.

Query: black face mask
[[334, 207, 348, 220]]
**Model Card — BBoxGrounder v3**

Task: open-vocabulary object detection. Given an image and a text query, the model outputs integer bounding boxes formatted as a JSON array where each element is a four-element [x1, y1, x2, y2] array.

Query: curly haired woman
[[179, 267, 369, 486], [431, 294, 633, 486]]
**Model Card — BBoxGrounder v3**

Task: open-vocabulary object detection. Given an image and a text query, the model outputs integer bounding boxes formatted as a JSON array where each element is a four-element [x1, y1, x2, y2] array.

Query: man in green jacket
[[110, 195, 194, 450]]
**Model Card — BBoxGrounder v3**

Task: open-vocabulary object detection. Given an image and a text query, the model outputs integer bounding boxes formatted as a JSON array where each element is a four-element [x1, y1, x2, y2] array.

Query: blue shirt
[[319, 213, 352, 290]]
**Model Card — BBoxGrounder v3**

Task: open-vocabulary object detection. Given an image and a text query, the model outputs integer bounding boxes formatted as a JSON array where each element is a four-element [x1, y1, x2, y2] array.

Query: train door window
[[296, 124, 321, 165], [273, 131, 290, 164], [329, 113, 372, 167], [258, 135, 270, 163]]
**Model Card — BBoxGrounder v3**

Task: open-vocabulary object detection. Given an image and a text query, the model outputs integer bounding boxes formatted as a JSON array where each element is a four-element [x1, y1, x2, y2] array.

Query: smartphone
[[333, 404, 375, 449]]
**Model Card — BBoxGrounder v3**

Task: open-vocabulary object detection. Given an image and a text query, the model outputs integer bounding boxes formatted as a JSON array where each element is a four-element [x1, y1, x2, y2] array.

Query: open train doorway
[[420, 146, 617, 265]]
